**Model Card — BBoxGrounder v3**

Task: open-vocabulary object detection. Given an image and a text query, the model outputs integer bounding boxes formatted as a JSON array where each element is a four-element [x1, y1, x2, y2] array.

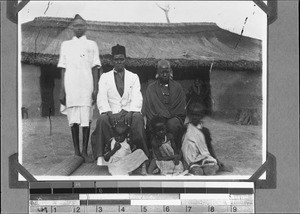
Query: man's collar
[[113, 68, 126, 74], [72, 35, 87, 40]]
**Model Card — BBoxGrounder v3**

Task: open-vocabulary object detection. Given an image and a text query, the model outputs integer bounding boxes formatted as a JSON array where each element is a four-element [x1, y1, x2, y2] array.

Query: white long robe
[[58, 36, 101, 108]]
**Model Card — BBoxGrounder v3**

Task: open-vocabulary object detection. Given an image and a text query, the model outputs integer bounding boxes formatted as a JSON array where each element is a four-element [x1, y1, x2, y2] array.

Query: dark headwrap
[[112, 44, 126, 57]]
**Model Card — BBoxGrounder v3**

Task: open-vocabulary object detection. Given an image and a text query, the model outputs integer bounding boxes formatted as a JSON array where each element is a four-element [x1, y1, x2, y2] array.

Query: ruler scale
[[29, 182, 254, 213]]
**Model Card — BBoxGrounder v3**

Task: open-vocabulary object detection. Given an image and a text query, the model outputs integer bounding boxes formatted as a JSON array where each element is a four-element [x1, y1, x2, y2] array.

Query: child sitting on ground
[[182, 102, 233, 175], [104, 119, 148, 176], [147, 116, 185, 175]]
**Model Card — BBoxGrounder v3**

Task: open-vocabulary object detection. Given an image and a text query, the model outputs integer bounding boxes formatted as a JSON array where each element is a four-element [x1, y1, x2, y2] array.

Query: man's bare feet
[[74, 152, 81, 157], [81, 153, 94, 163]]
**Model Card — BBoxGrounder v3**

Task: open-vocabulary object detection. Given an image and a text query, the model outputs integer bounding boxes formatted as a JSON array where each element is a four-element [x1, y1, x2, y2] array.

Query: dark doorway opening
[[40, 65, 60, 117], [173, 66, 212, 115]]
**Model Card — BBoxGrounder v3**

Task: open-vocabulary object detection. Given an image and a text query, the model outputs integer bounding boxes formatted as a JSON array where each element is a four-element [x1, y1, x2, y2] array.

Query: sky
[[19, 1, 267, 40]]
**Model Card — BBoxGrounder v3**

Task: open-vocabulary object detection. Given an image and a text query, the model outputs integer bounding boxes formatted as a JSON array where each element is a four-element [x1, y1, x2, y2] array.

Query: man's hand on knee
[[124, 111, 133, 126], [107, 112, 117, 127]]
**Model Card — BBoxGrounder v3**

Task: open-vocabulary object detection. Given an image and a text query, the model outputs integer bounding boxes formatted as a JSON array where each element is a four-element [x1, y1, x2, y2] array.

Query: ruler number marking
[[232, 206, 237, 212], [186, 206, 192, 212], [74, 182, 80, 188], [164, 206, 170, 212], [52, 206, 57, 212], [73, 206, 80, 212], [210, 206, 215, 212], [120, 206, 125, 212], [37, 207, 48, 213], [97, 206, 103, 212], [142, 206, 147, 212]]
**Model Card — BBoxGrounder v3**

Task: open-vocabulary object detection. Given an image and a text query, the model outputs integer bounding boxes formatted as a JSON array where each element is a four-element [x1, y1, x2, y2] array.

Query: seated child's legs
[[147, 159, 158, 174], [131, 161, 147, 175], [202, 165, 219, 175]]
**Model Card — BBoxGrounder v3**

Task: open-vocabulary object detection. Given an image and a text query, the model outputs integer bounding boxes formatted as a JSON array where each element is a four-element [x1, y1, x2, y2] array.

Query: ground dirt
[[21, 115, 262, 177]]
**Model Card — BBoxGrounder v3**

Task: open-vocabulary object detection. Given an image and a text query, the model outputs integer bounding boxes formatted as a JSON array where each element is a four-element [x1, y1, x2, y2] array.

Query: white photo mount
[[11, 0, 276, 188]]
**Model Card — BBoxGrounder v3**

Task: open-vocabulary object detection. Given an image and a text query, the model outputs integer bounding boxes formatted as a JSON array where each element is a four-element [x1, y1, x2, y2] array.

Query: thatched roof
[[21, 17, 262, 71]]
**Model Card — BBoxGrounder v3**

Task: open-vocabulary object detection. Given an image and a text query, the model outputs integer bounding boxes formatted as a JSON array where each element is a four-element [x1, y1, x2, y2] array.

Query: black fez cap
[[112, 44, 126, 57], [74, 14, 85, 21]]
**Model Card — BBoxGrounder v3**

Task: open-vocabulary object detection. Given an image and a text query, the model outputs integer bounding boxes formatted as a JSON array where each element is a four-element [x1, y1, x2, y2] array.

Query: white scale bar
[[79, 193, 180, 200], [182, 182, 254, 188], [131, 199, 182, 205], [79, 193, 253, 201], [29, 200, 80, 206], [79, 193, 130, 200], [181, 194, 231, 200], [130, 194, 180, 200]]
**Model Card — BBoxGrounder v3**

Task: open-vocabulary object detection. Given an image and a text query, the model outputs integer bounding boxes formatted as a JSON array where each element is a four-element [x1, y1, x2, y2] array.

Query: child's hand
[[130, 144, 137, 151], [113, 142, 121, 151], [173, 156, 180, 165]]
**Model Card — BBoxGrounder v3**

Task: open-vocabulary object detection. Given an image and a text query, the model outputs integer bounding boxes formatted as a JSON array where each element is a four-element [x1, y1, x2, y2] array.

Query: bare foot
[[74, 152, 82, 157], [153, 168, 160, 174], [81, 153, 94, 163]]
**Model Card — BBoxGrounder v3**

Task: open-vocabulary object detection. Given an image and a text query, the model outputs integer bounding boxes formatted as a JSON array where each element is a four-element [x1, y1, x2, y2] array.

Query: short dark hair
[[113, 119, 129, 134], [187, 102, 206, 117]]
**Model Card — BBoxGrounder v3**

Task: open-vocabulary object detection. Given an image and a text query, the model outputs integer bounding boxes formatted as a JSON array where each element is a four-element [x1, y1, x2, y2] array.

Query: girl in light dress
[[104, 119, 148, 175]]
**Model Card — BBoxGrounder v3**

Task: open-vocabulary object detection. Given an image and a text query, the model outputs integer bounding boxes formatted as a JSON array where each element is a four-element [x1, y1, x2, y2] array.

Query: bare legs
[[71, 123, 93, 162], [71, 124, 80, 156]]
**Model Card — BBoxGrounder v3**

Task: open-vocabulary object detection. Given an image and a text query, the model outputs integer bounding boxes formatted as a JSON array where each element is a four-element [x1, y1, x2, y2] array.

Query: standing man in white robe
[[58, 14, 102, 162], [91, 44, 149, 165]]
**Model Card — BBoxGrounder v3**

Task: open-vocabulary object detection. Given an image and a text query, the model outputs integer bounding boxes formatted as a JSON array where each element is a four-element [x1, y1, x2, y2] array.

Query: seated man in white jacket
[[91, 44, 150, 165]]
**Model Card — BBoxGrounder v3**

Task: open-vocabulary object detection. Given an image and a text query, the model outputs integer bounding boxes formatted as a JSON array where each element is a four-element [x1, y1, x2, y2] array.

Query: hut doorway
[[40, 65, 61, 117], [174, 66, 212, 114]]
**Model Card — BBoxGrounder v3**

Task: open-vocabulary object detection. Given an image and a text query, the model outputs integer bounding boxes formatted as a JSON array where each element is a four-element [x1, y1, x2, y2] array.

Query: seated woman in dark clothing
[[143, 59, 186, 148]]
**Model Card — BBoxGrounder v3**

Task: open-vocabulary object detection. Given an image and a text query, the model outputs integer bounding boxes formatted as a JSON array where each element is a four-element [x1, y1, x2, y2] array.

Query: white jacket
[[97, 69, 143, 114]]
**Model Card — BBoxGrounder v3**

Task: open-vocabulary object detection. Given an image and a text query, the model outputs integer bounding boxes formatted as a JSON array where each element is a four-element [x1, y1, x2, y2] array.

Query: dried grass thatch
[[21, 17, 262, 71]]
